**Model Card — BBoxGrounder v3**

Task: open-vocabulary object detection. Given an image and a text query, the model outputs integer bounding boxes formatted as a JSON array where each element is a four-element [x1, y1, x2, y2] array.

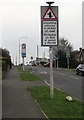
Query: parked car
[[76, 64, 84, 76], [44, 62, 55, 67], [32, 63, 37, 66], [44, 62, 50, 67], [29, 61, 37, 66]]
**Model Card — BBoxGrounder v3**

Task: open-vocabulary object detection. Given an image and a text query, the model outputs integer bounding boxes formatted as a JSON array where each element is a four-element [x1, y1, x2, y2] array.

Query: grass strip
[[27, 86, 84, 119], [20, 72, 43, 81], [17, 66, 25, 72], [64, 68, 76, 71]]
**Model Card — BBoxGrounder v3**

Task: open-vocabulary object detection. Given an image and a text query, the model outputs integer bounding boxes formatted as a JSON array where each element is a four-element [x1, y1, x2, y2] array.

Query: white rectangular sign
[[43, 21, 57, 46]]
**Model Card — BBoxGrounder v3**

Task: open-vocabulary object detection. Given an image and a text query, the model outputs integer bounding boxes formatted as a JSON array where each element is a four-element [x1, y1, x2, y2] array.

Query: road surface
[[32, 66, 83, 102]]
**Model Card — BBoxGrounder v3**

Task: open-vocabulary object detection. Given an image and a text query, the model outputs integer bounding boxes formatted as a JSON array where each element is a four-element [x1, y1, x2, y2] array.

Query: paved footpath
[[2, 67, 47, 119]]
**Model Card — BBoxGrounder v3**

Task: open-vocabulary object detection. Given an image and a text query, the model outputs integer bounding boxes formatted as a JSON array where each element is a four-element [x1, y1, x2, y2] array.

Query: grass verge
[[16, 66, 27, 72], [17, 66, 42, 81], [20, 72, 43, 81], [27, 86, 84, 119], [64, 68, 76, 71]]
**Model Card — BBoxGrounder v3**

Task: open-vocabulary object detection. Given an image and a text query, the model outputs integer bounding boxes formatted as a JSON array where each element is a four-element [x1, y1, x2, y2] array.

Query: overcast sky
[[0, 0, 83, 64]]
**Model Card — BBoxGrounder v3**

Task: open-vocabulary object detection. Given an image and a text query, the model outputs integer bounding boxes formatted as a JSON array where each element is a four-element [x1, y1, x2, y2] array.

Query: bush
[[40, 61, 47, 65], [2, 61, 7, 71]]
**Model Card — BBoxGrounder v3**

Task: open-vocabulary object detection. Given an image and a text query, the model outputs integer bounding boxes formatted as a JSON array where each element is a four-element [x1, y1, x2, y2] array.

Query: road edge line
[[34, 99, 49, 120]]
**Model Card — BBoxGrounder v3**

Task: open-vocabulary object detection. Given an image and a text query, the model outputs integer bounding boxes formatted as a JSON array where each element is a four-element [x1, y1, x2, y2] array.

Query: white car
[[76, 64, 84, 76]]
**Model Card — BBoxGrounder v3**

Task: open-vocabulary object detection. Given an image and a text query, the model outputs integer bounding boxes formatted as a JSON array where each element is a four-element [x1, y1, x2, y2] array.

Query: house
[[74, 48, 84, 62], [36, 57, 49, 64]]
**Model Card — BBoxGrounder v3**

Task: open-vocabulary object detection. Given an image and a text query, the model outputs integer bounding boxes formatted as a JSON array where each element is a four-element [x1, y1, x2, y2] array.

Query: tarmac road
[[33, 66, 83, 102]]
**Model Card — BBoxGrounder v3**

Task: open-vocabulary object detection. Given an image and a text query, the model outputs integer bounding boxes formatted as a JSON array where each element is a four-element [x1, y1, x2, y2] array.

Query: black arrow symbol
[[47, 12, 53, 18]]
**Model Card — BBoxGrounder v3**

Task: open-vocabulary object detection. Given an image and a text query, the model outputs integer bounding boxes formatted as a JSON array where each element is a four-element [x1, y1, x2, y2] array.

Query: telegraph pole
[[37, 45, 39, 64], [19, 39, 20, 65], [66, 47, 70, 69]]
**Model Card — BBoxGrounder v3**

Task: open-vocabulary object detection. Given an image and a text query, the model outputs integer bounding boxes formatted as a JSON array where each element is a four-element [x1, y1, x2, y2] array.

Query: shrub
[[2, 60, 7, 71]]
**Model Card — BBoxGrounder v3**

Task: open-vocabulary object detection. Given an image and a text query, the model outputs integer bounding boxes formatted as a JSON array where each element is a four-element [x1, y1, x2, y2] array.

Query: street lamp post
[[19, 39, 20, 65], [66, 47, 70, 69]]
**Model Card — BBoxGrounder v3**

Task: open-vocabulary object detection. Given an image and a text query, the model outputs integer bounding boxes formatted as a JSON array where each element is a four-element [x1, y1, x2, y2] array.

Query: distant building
[[36, 57, 49, 63], [74, 48, 84, 62]]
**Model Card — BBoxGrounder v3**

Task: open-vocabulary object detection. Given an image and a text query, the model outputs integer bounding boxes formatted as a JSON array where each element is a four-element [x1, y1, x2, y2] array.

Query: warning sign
[[42, 7, 58, 20], [41, 6, 58, 46]]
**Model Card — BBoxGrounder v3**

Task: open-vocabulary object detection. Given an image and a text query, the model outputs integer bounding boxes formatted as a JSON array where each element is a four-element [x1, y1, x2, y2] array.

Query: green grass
[[16, 66, 29, 72], [17, 66, 24, 72], [27, 86, 84, 119], [64, 68, 76, 71], [20, 72, 43, 81]]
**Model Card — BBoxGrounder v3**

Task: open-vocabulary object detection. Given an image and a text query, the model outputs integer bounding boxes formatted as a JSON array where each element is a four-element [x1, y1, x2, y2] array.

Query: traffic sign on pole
[[42, 7, 58, 20], [41, 2, 59, 98], [21, 43, 26, 58], [41, 6, 59, 46], [21, 43, 26, 70]]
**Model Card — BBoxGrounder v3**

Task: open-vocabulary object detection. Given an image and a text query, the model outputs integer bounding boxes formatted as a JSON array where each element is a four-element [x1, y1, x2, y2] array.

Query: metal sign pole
[[41, 1, 59, 98], [67, 57, 69, 69], [21, 43, 26, 70], [23, 57, 25, 71], [57, 57, 59, 69], [19, 40, 20, 65], [50, 46, 54, 98], [46, 2, 54, 98]]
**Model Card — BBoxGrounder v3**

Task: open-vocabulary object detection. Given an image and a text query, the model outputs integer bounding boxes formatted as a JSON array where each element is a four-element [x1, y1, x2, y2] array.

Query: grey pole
[[19, 39, 20, 65], [57, 57, 59, 69], [46, 1, 54, 98], [19, 37, 28, 65], [50, 46, 54, 98], [23, 57, 25, 71], [67, 57, 69, 69], [37, 45, 39, 63]]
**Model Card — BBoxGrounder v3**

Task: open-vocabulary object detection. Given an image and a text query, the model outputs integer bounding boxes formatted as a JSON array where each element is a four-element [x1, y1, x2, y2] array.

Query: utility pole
[[66, 47, 70, 69], [16, 55, 17, 66], [57, 56, 59, 69], [19, 39, 20, 65], [67, 57, 69, 69], [13, 54, 14, 65], [37, 45, 39, 64]]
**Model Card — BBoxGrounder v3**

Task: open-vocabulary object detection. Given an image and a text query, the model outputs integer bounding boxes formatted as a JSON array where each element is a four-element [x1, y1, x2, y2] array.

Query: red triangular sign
[[42, 7, 58, 20]]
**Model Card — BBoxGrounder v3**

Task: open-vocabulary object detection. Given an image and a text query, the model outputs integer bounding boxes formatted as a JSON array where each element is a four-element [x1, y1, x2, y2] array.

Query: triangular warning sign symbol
[[42, 7, 58, 20]]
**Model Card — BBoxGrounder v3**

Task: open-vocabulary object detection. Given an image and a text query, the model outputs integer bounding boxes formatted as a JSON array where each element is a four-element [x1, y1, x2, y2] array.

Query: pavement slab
[[2, 67, 47, 119]]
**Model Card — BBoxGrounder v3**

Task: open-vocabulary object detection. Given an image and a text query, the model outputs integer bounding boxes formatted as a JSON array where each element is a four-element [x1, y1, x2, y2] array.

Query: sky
[[0, 0, 83, 65]]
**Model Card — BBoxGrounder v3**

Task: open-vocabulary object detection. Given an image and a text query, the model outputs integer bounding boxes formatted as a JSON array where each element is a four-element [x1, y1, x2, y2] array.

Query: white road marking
[[57, 73, 66, 76], [69, 76, 79, 80], [39, 71, 48, 74], [44, 81, 50, 86]]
